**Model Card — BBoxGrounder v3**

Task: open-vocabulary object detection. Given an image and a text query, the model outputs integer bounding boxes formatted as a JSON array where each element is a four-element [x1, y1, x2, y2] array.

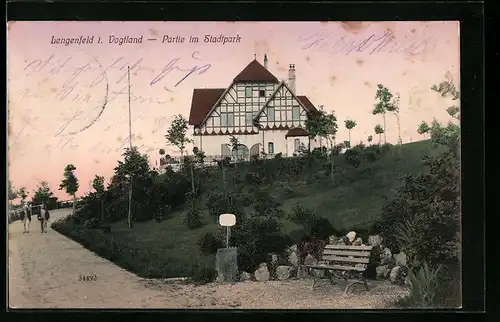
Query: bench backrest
[[321, 244, 373, 270]]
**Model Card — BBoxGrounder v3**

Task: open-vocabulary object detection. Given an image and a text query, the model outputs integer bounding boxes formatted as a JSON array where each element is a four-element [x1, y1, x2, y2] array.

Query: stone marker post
[[216, 214, 238, 283]]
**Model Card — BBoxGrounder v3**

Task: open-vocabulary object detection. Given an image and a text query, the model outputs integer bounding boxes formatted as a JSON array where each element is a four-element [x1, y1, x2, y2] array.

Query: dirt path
[[8, 208, 408, 309]]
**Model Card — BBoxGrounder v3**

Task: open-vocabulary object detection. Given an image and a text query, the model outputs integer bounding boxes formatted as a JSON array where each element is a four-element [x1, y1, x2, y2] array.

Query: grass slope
[[53, 140, 438, 278]]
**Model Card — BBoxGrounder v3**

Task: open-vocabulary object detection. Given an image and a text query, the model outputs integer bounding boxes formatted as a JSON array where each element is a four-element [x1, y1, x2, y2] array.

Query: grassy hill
[[53, 140, 440, 279]]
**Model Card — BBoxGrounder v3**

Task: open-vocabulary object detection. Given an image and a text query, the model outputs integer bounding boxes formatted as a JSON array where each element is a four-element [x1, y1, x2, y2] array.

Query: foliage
[[189, 261, 217, 285], [92, 175, 106, 195], [395, 261, 443, 308], [417, 121, 431, 137], [8, 180, 18, 202], [305, 108, 338, 149], [309, 217, 338, 241], [18, 187, 28, 204], [159, 148, 165, 155], [59, 164, 79, 197], [197, 232, 223, 255], [367, 135, 373, 143], [253, 191, 285, 218], [31, 181, 59, 210], [184, 205, 203, 229], [344, 119, 357, 144], [84, 217, 100, 229], [206, 190, 240, 221], [288, 203, 317, 231], [165, 114, 192, 156]]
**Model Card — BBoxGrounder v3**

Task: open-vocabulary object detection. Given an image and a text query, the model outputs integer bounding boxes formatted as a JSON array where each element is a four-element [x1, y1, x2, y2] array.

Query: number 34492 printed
[[78, 274, 97, 281]]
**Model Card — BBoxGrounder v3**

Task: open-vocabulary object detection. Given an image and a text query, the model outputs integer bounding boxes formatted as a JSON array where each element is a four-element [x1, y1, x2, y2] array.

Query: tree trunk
[[348, 130, 351, 146], [396, 112, 402, 156], [72, 194, 76, 216], [221, 163, 226, 190], [379, 133, 382, 144], [383, 113, 387, 144], [101, 198, 104, 223], [328, 138, 335, 183], [190, 163, 195, 193]]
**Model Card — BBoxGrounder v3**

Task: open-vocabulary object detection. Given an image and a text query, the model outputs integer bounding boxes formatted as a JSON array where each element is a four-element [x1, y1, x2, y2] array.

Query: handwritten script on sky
[[7, 21, 459, 198]]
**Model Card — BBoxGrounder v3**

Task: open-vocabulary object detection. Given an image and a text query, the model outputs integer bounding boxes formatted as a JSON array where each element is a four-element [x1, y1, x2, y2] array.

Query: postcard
[[8, 21, 460, 309]]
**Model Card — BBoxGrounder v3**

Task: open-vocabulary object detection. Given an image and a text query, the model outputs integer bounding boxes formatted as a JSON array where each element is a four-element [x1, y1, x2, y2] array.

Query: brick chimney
[[288, 64, 296, 93]]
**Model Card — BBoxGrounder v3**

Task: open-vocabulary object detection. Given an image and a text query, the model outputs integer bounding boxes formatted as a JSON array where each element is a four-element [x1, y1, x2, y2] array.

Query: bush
[[288, 203, 317, 230], [344, 145, 363, 168], [231, 214, 292, 272], [189, 262, 217, 285], [84, 217, 100, 229], [309, 217, 338, 241], [395, 261, 442, 308], [206, 191, 240, 221], [184, 206, 203, 230], [198, 232, 223, 255], [253, 192, 284, 218]]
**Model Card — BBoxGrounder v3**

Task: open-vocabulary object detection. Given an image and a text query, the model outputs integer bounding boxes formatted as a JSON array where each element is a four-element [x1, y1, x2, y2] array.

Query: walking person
[[39, 204, 50, 233], [21, 203, 32, 233]]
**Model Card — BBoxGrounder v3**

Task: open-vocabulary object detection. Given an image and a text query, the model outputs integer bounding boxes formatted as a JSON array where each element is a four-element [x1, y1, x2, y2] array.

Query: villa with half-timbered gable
[[188, 55, 320, 161]]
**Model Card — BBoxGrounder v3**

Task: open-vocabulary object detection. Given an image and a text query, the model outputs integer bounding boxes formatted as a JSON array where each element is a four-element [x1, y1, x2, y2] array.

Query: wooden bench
[[305, 244, 373, 295]]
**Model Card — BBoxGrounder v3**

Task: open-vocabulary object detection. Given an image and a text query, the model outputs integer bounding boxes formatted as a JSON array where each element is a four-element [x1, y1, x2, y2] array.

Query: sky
[[7, 21, 460, 200]]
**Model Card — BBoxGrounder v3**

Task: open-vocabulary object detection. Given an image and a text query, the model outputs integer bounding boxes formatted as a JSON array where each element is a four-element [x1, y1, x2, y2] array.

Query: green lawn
[[53, 140, 439, 278]]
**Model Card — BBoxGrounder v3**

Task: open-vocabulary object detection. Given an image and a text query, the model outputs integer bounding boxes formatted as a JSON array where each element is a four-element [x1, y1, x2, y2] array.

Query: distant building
[[188, 55, 320, 161]]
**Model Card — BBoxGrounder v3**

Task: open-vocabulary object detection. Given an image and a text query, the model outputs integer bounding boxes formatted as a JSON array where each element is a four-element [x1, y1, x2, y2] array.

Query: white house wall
[[193, 130, 318, 158]]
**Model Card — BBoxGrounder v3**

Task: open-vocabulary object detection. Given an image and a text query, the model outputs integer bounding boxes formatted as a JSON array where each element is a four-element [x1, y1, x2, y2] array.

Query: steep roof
[[285, 127, 309, 138], [297, 96, 318, 113], [188, 88, 225, 126], [233, 59, 279, 83]]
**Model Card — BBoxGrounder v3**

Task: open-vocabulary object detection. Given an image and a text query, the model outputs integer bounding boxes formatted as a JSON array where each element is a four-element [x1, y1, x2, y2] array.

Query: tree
[[374, 124, 384, 144], [305, 108, 338, 181], [32, 181, 59, 210], [92, 175, 106, 223], [373, 84, 396, 144], [386, 91, 403, 153], [159, 149, 165, 156], [18, 187, 28, 205], [8, 180, 18, 209], [344, 119, 357, 146], [229, 135, 240, 166], [110, 146, 153, 228], [417, 121, 431, 138], [165, 114, 192, 158], [59, 164, 80, 216], [367, 135, 373, 144]]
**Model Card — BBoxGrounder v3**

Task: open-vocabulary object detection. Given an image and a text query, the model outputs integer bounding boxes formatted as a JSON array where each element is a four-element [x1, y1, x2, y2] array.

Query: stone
[[336, 238, 346, 245], [380, 247, 393, 265], [368, 235, 383, 247], [328, 235, 338, 244], [240, 271, 252, 281], [216, 273, 225, 283], [216, 247, 238, 282], [312, 269, 324, 278], [304, 254, 317, 266], [394, 251, 408, 267], [353, 237, 363, 246], [346, 231, 357, 243], [376, 265, 390, 280], [395, 266, 409, 285], [254, 264, 270, 282], [276, 265, 292, 280], [287, 244, 298, 253], [288, 251, 299, 267], [390, 266, 401, 283], [297, 265, 309, 279]]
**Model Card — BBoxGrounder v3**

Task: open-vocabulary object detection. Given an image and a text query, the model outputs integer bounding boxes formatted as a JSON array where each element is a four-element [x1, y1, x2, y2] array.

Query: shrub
[[83, 217, 100, 229], [344, 145, 363, 168], [184, 205, 203, 230], [309, 217, 338, 241], [395, 261, 442, 308], [288, 203, 317, 230], [198, 232, 223, 255], [206, 191, 239, 221], [231, 214, 292, 272], [189, 262, 217, 285], [380, 143, 394, 154], [253, 192, 284, 218]]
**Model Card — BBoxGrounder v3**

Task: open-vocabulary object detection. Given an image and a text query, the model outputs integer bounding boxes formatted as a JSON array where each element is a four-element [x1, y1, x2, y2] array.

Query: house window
[[292, 106, 300, 121], [267, 107, 275, 121], [221, 112, 234, 127], [268, 142, 274, 154], [245, 87, 252, 98], [294, 139, 301, 152], [259, 90, 266, 97], [246, 112, 254, 125]]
